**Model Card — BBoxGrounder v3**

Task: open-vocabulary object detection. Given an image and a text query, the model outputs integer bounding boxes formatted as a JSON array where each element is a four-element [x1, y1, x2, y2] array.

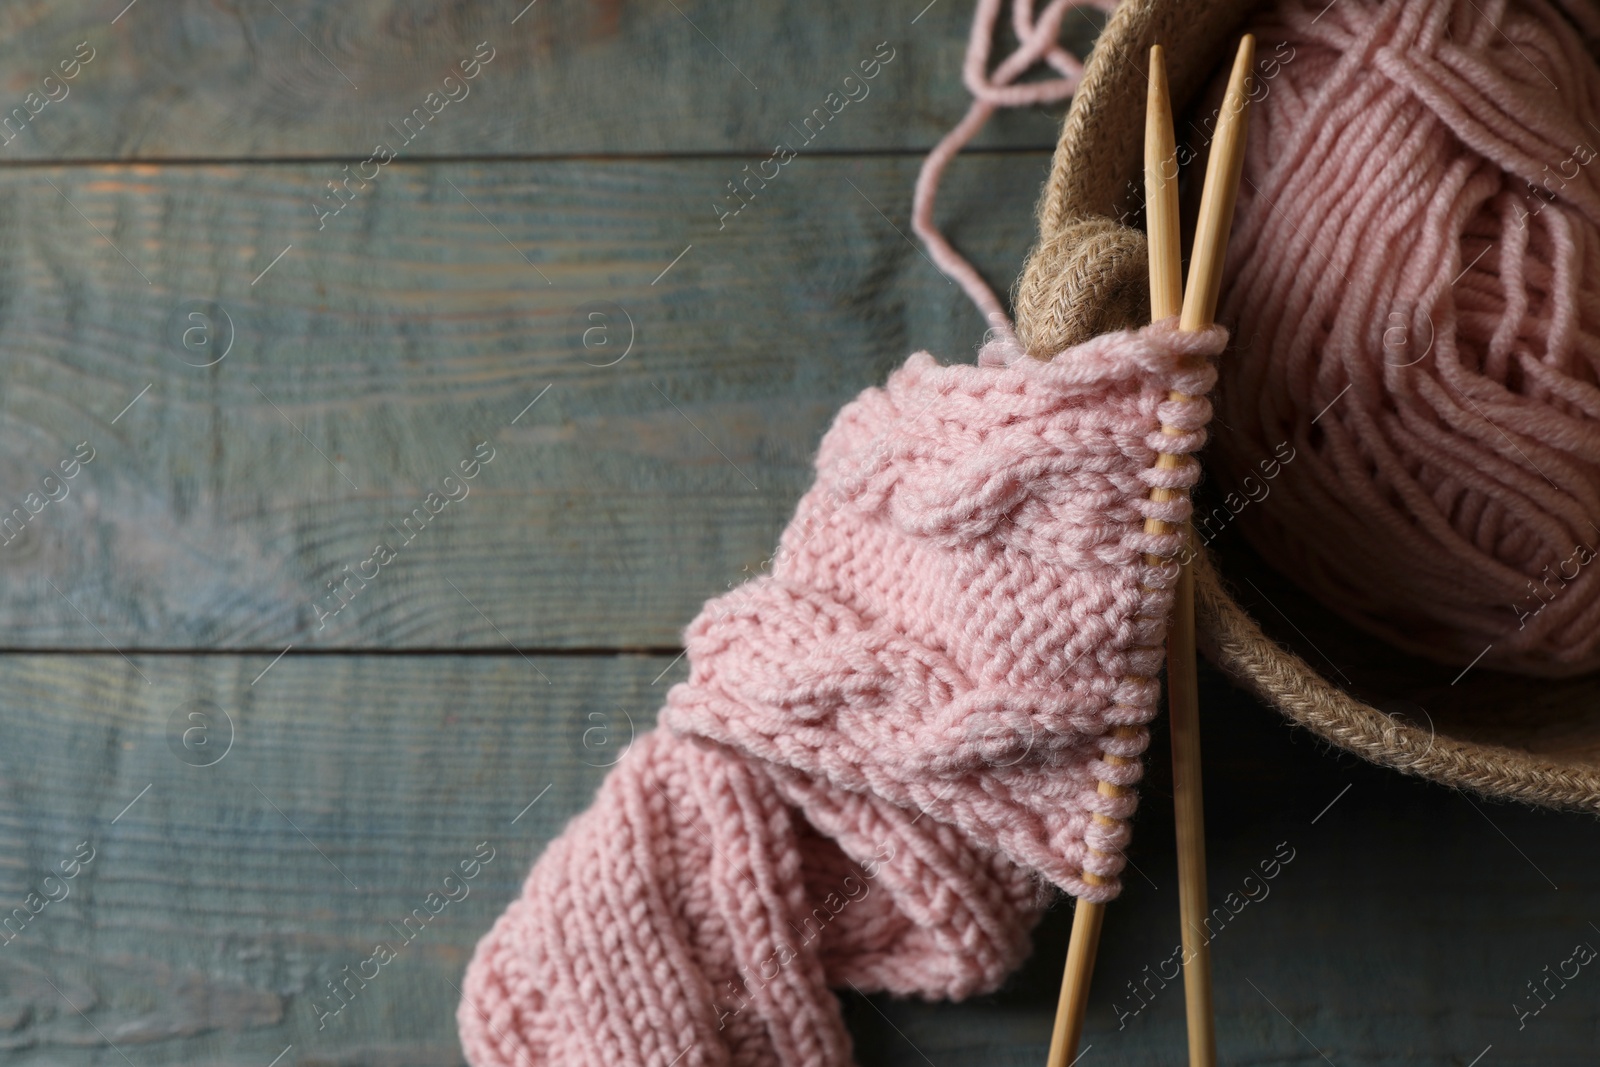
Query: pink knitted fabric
[[457, 321, 1221, 1067]]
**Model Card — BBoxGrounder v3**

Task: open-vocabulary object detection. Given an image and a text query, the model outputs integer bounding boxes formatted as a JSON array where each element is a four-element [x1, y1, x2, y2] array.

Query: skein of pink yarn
[[1212, 0, 1600, 677]]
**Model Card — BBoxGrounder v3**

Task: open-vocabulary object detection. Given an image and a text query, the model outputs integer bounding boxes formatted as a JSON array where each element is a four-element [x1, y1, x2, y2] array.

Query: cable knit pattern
[[457, 320, 1223, 1067]]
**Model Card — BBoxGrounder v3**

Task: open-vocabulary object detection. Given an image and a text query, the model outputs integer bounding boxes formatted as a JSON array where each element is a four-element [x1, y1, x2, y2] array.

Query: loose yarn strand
[[911, 0, 1116, 356]]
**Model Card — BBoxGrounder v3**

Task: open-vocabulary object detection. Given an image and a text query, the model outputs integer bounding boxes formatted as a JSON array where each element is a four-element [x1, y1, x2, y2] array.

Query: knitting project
[[457, 320, 1222, 1067]]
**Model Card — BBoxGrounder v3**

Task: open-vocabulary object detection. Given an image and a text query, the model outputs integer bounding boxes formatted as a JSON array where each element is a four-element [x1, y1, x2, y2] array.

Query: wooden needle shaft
[[1167, 36, 1254, 1067], [1146, 45, 1184, 324], [1145, 41, 1218, 1067], [1045, 36, 1255, 1067], [1183, 36, 1256, 333], [1046, 891, 1104, 1065], [1046, 783, 1136, 1065]]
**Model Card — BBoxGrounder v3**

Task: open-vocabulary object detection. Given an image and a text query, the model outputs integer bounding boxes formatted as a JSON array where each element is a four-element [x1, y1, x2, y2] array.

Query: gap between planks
[[0, 146, 1057, 170]]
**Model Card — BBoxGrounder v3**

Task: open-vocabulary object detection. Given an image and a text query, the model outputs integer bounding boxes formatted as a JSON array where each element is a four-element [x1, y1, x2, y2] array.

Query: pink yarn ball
[[1212, 0, 1600, 677]]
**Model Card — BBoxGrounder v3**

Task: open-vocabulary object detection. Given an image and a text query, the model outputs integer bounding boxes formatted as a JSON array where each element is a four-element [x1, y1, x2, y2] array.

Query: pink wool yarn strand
[[457, 321, 1223, 1067], [911, 0, 1115, 354], [1214, 0, 1600, 676]]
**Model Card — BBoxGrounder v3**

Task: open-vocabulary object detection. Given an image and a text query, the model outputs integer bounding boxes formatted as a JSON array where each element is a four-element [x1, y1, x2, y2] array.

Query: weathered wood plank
[[0, 0, 1091, 161], [0, 154, 1048, 649], [3, 655, 1597, 1065], [0, 653, 638, 1066]]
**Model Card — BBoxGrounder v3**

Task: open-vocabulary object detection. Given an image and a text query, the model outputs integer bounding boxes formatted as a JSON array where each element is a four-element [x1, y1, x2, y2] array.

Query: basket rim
[[1192, 547, 1600, 813]]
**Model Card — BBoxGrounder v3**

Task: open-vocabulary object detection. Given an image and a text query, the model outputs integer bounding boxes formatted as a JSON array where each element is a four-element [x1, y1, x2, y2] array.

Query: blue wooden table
[[0, 2, 1592, 1064]]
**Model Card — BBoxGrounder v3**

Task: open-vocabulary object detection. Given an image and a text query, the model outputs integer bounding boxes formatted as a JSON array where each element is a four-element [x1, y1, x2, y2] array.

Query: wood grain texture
[[0, 153, 1046, 649], [0, 0, 1093, 160], [0, 653, 644, 1066], [2, 655, 1597, 1065]]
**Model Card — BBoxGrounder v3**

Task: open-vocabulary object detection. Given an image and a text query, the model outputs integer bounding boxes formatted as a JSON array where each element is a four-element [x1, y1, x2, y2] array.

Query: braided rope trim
[[1192, 546, 1600, 811]]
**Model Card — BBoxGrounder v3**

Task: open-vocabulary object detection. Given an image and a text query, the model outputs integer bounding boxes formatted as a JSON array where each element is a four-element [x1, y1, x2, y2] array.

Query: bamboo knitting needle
[[1182, 35, 1255, 334], [1144, 43, 1213, 1066], [1146, 46, 1185, 322], [1044, 35, 1255, 1067], [1042, 51, 1183, 1065], [1153, 36, 1256, 1067], [1158, 32, 1255, 1067]]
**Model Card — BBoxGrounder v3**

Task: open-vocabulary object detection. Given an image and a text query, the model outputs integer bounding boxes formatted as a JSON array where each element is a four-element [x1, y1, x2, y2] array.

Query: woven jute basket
[[1013, 0, 1600, 811]]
